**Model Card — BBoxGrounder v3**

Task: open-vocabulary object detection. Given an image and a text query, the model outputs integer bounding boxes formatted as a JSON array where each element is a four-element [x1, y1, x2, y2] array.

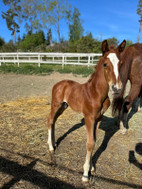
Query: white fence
[[0, 52, 102, 68]]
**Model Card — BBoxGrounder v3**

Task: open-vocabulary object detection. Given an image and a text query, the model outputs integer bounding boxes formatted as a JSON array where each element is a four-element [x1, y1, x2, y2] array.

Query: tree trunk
[[138, 21, 142, 43], [57, 17, 61, 43], [14, 30, 16, 44]]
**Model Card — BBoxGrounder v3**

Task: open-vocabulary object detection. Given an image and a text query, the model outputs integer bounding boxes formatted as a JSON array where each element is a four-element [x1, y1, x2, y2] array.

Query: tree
[[0, 40, 16, 52], [48, 0, 71, 42], [107, 37, 119, 47], [46, 28, 52, 45], [126, 40, 133, 47], [93, 40, 102, 53], [20, 31, 45, 51], [69, 8, 84, 42], [21, 0, 71, 42], [86, 32, 93, 40], [2, 0, 21, 44], [77, 36, 94, 53], [137, 0, 142, 43], [0, 37, 5, 47]]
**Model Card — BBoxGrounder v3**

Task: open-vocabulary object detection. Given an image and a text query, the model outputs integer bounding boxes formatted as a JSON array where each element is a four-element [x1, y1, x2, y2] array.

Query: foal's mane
[[88, 57, 103, 83]]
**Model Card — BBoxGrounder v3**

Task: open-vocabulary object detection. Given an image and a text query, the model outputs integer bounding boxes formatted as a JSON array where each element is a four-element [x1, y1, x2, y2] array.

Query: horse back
[[120, 43, 142, 84]]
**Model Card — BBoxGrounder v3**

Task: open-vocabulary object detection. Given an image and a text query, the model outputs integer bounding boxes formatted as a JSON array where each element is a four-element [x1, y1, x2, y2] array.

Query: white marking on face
[[107, 53, 119, 79]]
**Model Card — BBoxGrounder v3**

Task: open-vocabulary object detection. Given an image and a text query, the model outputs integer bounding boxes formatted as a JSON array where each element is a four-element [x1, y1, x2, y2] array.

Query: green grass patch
[[0, 63, 94, 77]]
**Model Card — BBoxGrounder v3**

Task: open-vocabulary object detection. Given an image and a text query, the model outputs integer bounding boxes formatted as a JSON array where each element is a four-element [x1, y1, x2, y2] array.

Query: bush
[[20, 32, 45, 51], [77, 36, 95, 53]]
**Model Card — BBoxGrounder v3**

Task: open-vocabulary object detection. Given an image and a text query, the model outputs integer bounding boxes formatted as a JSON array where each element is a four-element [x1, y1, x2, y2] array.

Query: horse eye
[[104, 63, 107, 67]]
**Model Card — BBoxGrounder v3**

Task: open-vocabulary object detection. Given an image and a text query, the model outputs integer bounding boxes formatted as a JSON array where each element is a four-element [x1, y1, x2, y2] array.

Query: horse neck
[[120, 50, 132, 94], [88, 63, 109, 99]]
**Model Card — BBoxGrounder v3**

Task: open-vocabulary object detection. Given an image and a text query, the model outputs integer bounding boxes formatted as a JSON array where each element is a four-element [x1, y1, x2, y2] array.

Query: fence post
[[92, 56, 94, 64], [78, 56, 80, 64], [62, 55, 64, 69], [88, 55, 90, 68], [38, 54, 40, 67], [2, 56, 5, 64], [14, 56, 16, 65], [17, 52, 19, 67], [65, 56, 67, 65]]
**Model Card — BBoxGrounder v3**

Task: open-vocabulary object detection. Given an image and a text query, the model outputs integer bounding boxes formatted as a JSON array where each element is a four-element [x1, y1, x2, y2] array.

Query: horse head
[[101, 39, 126, 95]]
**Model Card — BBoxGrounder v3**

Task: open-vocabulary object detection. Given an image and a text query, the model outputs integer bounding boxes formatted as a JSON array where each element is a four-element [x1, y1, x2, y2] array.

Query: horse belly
[[66, 88, 84, 113], [67, 99, 83, 113]]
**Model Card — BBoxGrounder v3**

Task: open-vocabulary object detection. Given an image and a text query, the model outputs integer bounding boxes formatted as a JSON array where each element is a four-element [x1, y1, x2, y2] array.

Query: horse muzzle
[[111, 83, 122, 95]]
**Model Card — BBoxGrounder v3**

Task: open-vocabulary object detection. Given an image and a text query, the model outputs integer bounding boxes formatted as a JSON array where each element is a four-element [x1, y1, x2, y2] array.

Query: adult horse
[[47, 40, 126, 182], [112, 43, 142, 134]]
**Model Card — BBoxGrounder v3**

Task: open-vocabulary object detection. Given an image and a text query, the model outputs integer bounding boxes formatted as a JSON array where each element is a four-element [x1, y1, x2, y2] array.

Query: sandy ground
[[0, 73, 88, 102], [0, 73, 142, 189]]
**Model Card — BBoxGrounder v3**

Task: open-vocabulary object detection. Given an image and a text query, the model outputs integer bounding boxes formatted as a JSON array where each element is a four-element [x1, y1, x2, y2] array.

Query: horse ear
[[117, 40, 126, 53], [101, 40, 109, 56]]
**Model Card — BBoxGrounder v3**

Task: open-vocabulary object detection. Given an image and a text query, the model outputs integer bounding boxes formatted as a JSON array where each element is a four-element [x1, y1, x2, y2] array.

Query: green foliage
[[107, 37, 119, 47], [46, 28, 52, 45], [93, 40, 102, 53], [137, 0, 142, 21], [0, 40, 16, 52], [137, 0, 142, 42], [126, 40, 133, 47], [0, 64, 94, 77], [68, 40, 78, 52], [48, 0, 72, 42], [21, 0, 72, 43], [0, 37, 5, 47], [2, 0, 21, 43], [69, 36, 101, 53], [20, 31, 45, 51], [77, 36, 95, 53], [69, 7, 84, 42]]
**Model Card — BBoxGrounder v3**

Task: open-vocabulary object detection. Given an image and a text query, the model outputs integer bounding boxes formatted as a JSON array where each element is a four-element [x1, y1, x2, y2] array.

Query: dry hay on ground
[[0, 96, 142, 189]]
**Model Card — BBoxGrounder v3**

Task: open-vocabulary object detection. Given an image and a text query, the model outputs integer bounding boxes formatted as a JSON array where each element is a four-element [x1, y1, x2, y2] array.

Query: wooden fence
[[0, 52, 102, 68]]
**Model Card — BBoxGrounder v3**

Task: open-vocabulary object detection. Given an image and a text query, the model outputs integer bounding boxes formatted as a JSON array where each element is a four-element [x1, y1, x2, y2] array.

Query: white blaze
[[107, 53, 119, 79]]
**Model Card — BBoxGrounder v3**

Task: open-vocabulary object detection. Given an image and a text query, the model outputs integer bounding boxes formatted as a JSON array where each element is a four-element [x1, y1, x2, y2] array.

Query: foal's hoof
[[91, 166, 95, 174], [82, 175, 89, 182], [138, 107, 141, 112], [49, 150, 54, 154], [49, 151, 56, 165]]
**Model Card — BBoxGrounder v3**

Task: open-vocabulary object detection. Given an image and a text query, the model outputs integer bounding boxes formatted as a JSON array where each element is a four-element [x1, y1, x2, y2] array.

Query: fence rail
[[0, 52, 102, 68]]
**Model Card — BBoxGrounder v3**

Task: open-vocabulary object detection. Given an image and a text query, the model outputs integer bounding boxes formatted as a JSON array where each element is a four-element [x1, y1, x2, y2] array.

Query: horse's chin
[[112, 91, 121, 96], [110, 89, 120, 96]]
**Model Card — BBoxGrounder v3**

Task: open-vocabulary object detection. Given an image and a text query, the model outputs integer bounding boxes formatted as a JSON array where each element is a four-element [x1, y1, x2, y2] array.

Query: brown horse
[[47, 40, 126, 182], [112, 43, 142, 134]]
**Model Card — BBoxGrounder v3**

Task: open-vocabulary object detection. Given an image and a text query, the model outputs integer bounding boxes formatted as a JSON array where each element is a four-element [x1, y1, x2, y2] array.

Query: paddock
[[0, 73, 142, 189]]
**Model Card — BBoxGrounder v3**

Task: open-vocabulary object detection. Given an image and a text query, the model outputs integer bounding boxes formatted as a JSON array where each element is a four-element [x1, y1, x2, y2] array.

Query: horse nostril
[[112, 84, 121, 91], [112, 85, 116, 91]]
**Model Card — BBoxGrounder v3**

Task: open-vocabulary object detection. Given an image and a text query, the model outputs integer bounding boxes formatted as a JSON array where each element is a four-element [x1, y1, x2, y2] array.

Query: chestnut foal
[[47, 40, 126, 182]]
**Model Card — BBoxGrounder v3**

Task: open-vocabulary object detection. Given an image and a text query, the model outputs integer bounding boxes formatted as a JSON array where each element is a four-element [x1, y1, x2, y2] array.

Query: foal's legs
[[120, 84, 141, 134], [101, 97, 110, 115], [48, 101, 67, 151], [82, 115, 95, 182], [136, 97, 141, 112]]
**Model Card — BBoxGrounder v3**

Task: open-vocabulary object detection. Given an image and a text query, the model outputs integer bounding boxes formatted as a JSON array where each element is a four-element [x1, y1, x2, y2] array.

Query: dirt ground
[[0, 73, 142, 189]]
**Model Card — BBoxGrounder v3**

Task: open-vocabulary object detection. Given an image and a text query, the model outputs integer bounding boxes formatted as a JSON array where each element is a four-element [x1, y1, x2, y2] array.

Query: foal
[[47, 40, 126, 182]]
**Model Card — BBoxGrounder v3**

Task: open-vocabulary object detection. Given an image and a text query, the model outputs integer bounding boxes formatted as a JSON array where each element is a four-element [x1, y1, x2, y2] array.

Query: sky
[[0, 0, 140, 43]]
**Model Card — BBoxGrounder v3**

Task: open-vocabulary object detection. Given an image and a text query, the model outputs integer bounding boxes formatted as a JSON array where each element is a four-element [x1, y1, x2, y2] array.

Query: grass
[[0, 63, 94, 77]]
